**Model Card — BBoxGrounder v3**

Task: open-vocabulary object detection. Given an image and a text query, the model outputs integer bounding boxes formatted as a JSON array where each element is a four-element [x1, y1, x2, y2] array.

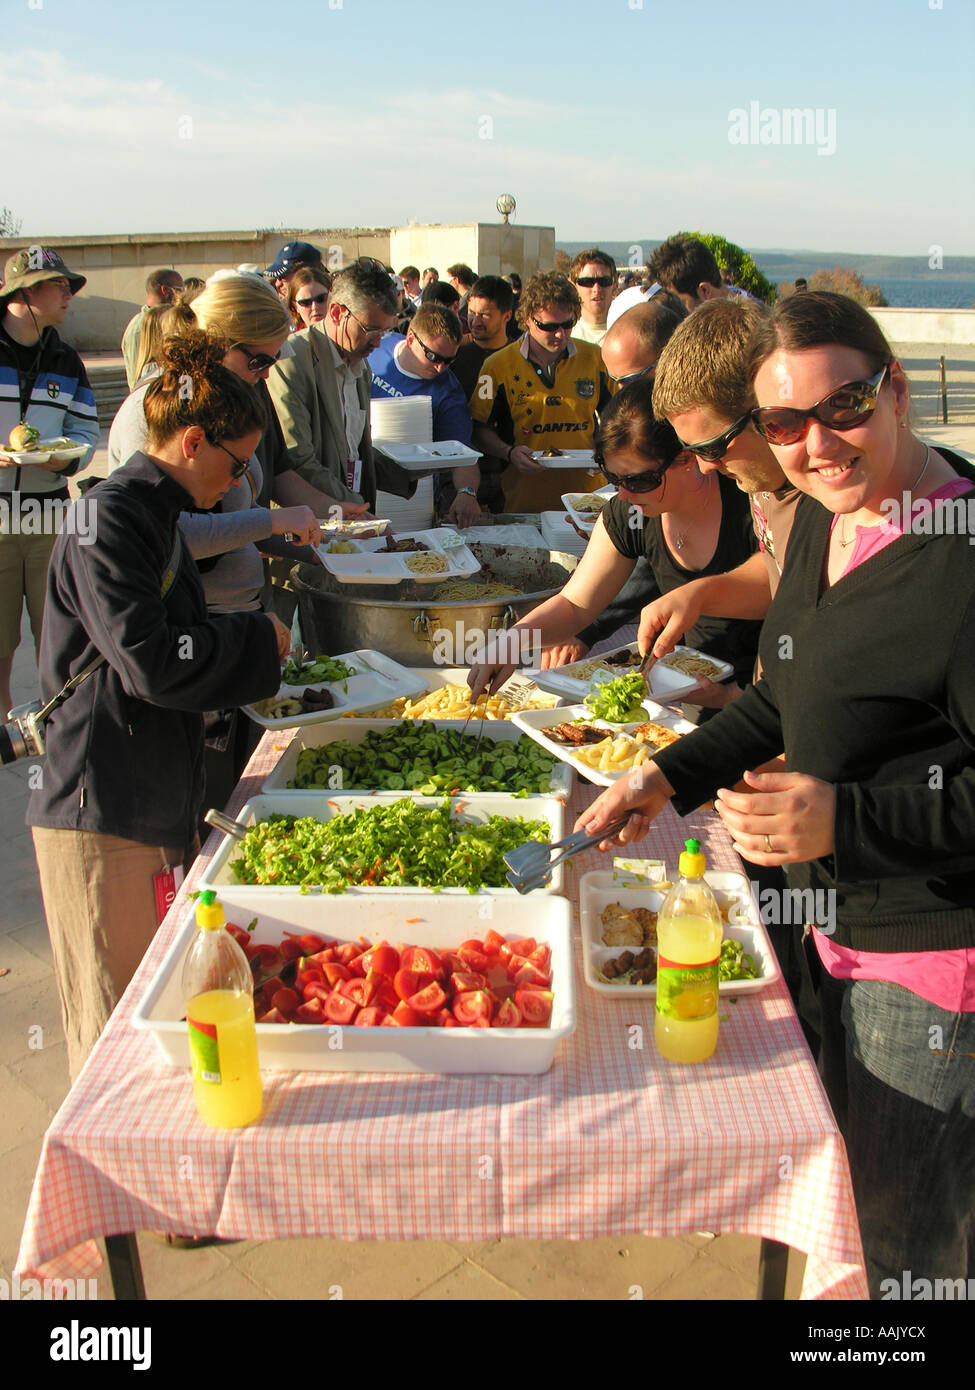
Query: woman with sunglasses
[[28, 330, 290, 1081], [577, 292, 975, 1296], [288, 266, 332, 332], [469, 377, 760, 702]]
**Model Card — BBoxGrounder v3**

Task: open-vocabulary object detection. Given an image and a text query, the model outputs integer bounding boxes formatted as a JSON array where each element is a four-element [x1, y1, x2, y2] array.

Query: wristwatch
[[456, 487, 477, 498]]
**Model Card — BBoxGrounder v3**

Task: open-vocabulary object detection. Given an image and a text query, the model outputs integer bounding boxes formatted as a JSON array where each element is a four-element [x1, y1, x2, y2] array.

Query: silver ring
[[764, 834, 773, 854]]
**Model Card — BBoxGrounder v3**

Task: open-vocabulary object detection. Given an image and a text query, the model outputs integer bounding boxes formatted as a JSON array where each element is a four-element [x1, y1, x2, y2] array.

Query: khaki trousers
[[32, 827, 197, 1082]]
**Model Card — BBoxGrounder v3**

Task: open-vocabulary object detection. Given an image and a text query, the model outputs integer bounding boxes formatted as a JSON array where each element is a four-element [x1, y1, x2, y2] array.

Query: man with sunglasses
[[367, 304, 480, 527], [267, 259, 417, 514], [469, 270, 612, 513], [569, 248, 617, 347], [637, 298, 801, 671]]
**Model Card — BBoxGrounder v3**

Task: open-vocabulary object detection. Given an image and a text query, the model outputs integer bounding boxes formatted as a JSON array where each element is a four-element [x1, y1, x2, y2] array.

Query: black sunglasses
[[574, 275, 614, 288], [610, 361, 656, 388], [751, 363, 890, 446], [412, 333, 456, 366], [531, 314, 575, 333], [676, 411, 752, 463], [231, 343, 281, 373], [215, 441, 250, 479], [296, 293, 328, 308], [595, 454, 670, 494]]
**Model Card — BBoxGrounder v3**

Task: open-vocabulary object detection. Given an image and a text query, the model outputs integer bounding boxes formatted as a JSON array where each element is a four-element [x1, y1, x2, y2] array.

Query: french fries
[[342, 682, 556, 721], [567, 723, 682, 773]]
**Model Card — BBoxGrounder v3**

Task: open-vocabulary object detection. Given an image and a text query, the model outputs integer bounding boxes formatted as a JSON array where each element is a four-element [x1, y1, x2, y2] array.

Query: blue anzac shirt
[[367, 334, 473, 445]]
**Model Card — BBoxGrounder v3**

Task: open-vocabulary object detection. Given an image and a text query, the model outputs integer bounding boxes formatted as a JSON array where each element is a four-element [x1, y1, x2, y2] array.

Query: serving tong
[[503, 813, 632, 894]]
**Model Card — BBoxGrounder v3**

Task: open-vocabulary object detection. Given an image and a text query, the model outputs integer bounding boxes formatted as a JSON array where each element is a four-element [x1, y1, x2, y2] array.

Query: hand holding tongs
[[503, 813, 633, 894]]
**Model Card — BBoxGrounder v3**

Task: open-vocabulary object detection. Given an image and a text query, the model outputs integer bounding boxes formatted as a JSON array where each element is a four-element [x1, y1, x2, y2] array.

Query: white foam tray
[[243, 650, 429, 731], [132, 889, 574, 1074], [523, 642, 733, 704], [510, 701, 697, 787], [316, 528, 481, 585], [373, 440, 481, 470], [199, 791, 567, 893]]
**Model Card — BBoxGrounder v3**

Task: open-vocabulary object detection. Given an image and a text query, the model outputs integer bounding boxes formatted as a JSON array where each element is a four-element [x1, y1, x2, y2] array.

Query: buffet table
[[15, 728, 868, 1301]]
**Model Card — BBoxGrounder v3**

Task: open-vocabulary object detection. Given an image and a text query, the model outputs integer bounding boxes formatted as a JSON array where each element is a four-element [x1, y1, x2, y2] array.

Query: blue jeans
[[818, 973, 975, 1298]]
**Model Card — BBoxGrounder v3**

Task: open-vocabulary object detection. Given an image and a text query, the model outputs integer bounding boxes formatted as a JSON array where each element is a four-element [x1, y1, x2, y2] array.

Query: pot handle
[[412, 610, 434, 645], [500, 605, 517, 629]]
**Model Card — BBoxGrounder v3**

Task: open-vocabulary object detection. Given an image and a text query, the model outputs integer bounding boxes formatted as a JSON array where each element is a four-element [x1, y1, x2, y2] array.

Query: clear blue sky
[[1, 0, 972, 255]]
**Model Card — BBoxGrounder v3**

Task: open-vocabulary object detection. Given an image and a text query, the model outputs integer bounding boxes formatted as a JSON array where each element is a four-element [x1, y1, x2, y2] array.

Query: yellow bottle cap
[[678, 837, 706, 878], [195, 889, 225, 932]]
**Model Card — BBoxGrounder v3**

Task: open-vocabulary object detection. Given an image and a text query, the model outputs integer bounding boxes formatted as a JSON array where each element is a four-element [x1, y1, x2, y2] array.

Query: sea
[[868, 278, 975, 309]]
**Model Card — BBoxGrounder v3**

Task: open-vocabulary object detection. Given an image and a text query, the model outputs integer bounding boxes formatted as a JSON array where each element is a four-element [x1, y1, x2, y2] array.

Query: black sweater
[[27, 454, 281, 847], [652, 450, 975, 952]]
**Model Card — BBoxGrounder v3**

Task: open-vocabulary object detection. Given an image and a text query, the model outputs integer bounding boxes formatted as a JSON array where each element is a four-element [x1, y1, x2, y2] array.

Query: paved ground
[[3, 392, 973, 1301]]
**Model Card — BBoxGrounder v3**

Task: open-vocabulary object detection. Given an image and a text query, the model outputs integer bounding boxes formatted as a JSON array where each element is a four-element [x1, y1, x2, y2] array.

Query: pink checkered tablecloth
[[16, 721, 868, 1300]]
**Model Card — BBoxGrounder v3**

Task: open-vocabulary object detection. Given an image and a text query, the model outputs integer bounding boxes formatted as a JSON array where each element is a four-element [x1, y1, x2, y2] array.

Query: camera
[[0, 700, 46, 765]]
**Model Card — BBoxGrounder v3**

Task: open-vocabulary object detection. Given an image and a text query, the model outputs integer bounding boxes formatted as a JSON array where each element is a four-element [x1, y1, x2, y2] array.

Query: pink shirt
[[816, 475, 975, 1012]]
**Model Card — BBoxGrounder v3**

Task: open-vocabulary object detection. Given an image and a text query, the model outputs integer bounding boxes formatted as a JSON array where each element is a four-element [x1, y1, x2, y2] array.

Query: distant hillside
[[556, 241, 975, 282]]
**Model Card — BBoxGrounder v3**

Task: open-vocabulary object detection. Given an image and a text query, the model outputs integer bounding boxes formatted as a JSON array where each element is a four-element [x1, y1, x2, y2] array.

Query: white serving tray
[[373, 440, 481, 470], [530, 449, 596, 468], [560, 491, 613, 533], [261, 718, 575, 798], [579, 869, 780, 998], [199, 791, 567, 893], [523, 641, 733, 704], [243, 650, 429, 731], [318, 518, 391, 541], [132, 889, 574, 1074], [510, 701, 697, 787], [316, 528, 481, 585], [352, 667, 562, 722]]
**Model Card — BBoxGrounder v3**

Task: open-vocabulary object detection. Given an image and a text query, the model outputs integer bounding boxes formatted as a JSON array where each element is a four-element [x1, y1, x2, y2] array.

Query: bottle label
[[655, 956, 719, 1023], [187, 1015, 222, 1084]]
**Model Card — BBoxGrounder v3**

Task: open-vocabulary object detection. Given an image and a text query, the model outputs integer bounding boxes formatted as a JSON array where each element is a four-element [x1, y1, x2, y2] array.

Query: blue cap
[[263, 241, 324, 279]]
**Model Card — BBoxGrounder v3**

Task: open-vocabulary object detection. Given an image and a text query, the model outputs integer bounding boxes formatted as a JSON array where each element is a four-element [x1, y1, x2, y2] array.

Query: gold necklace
[[672, 471, 714, 551], [837, 445, 931, 548]]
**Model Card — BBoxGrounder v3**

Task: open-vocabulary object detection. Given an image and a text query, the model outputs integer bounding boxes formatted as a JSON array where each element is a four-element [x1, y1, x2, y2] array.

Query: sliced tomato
[[335, 942, 363, 968], [509, 937, 537, 957], [505, 952, 531, 977], [513, 964, 552, 988], [295, 999, 327, 1024], [435, 1008, 459, 1028], [450, 970, 488, 995], [459, 938, 486, 954], [482, 929, 505, 956], [325, 990, 359, 1026], [492, 998, 523, 1028], [514, 987, 554, 1026], [354, 1006, 387, 1027], [257, 1006, 288, 1023], [361, 943, 399, 979], [400, 946, 444, 979], [452, 990, 494, 1025], [408, 981, 448, 1014], [375, 979, 400, 1012], [392, 1001, 423, 1027], [302, 981, 332, 1003], [338, 975, 378, 1008], [271, 987, 300, 1016], [226, 923, 252, 946], [322, 962, 352, 987], [528, 944, 552, 972], [394, 968, 433, 1001], [457, 945, 490, 974], [441, 951, 468, 975]]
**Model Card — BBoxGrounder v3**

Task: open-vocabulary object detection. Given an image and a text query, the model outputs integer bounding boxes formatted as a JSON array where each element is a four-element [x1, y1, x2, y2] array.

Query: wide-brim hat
[[0, 247, 86, 300]]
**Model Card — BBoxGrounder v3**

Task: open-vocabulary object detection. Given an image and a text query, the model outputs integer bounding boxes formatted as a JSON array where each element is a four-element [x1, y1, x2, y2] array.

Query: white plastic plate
[[560, 491, 613, 532], [579, 869, 779, 998], [523, 642, 733, 703], [373, 440, 482, 470], [510, 701, 697, 787], [243, 650, 428, 730], [530, 449, 596, 468], [316, 529, 481, 585]]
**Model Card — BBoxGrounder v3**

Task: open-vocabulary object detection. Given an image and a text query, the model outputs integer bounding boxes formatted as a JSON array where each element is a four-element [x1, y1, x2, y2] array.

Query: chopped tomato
[[226, 923, 252, 946], [513, 964, 552, 988], [322, 962, 352, 987], [258, 1006, 288, 1023], [400, 946, 444, 979], [514, 988, 554, 1026], [338, 976, 379, 1008], [492, 998, 522, 1028], [509, 937, 537, 957], [408, 982, 448, 1014], [392, 1001, 423, 1027], [457, 945, 489, 973], [528, 944, 552, 972], [452, 990, 494, 1025], [295, 999, 326, 1025], [325, 991, 359, 1026], [302, 981, 332, 1003], [334, 943, 362, 968], [271, 987, 300, 1016], [450, 970, 488, 995], [354, 1006, 387, 1027], [482, 930, 505, 956], [361, 943, 399, 978], [394, 968, 434, 1002]]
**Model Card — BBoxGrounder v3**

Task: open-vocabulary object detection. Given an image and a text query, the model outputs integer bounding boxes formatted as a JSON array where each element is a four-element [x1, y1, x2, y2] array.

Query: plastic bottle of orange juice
[[181, 890, 263, 1127], [654, 839, 722, 1063]]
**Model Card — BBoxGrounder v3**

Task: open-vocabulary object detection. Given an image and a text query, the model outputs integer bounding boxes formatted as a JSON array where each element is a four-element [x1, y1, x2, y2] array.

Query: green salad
[[281, 656, 357, 686], [583, 673, 648, 723], [719, 937, 762, 981], [227, 800, 551, 893], [289, 724, 559, 795]]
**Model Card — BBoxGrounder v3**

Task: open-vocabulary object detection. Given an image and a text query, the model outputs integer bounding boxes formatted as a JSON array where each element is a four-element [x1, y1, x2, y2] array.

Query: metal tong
[[503, 813, 633, 894]]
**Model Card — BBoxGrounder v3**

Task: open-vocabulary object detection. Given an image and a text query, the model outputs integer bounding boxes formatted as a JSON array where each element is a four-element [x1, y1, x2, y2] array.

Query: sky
[[1, 0, 972, 257]]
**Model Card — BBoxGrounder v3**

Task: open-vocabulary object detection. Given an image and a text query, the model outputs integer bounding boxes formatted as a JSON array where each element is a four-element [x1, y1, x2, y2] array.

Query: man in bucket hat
[[0, 246, 99, 713]]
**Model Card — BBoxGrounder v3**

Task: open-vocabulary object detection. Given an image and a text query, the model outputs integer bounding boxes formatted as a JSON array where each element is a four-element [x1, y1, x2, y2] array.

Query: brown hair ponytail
[[142, 329, 265, 447]]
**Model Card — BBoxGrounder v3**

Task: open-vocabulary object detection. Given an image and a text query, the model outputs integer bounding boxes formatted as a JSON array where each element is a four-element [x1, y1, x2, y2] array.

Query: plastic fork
[[503, 813, 633, 893]]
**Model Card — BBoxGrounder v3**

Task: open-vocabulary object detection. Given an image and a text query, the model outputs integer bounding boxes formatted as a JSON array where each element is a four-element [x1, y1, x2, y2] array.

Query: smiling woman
[[27, 330, 289, 1084]]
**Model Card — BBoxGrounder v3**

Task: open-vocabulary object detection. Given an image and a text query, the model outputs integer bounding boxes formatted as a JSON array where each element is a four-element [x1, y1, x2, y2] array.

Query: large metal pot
[[291, 543, 578, 666]]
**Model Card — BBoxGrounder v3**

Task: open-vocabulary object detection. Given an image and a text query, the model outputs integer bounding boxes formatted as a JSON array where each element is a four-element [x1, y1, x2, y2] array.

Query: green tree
[[691, 232, 777, 303], [806, 266, 888, 307], [0, 207, 22, 238]]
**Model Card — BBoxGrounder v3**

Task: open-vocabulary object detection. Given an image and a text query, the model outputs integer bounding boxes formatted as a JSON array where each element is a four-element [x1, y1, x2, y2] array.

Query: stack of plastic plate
[[372, 396, 435, 530], [541, 511, 589, 558]]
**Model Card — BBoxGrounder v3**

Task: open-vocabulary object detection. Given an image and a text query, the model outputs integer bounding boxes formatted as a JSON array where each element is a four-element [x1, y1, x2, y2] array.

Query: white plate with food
[[316, 528, 481, 585], [579, 869, 779, 997], [523, 642, 733, 704], [560, 491, 613, 532], [243, 650, 429, 730], [318, 517, 391, 542], [510, 701, 696, 786], [529, 448, 597, 468], [373, 440, 482, 470], [353, 668, 562, 722], [0, 434, 88, 465]]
